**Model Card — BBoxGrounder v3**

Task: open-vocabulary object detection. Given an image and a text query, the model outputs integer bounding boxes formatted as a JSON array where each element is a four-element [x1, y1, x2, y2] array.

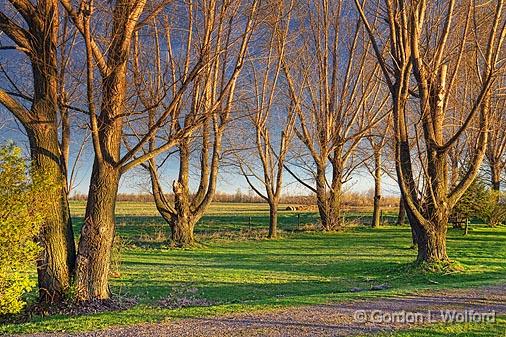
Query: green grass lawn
[[2, 202, 505, 335], [373, 317, 506, 337]]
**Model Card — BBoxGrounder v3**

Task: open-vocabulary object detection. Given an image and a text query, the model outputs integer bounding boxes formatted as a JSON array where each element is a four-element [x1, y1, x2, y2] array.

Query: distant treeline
[[70, 191, 399, 207]]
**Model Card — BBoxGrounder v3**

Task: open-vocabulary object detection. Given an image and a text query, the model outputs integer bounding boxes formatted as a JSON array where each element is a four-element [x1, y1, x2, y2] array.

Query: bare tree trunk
[[30, 49, 76, 304], [172, 184, 196, 247], [371, 151, 382, 228], [268, 201, 278, 238], [318, 190, 343, 231], [69, 0, 148, 301], [317, 195, 342, 231], [491, 162, 501, 191], [329, 190, 343, 230], [397, 196, 406, 225], [28, 125, 76, 303], [169, 141, 196, 246], [315, 159, 344, 231], [171, 216, 196, 247], [75, 162, 120, 300], [149, 160, 199, 247], [31, 32, 77, 298], [416, 223, 449, 263], [316, 166, 330, 230]]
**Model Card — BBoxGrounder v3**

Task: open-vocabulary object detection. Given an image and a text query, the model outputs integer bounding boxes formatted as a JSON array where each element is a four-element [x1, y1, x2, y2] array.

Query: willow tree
[[282, 0, 388, 231], [62, 0, 209, 300], [487, 78, 506, 191], [355, 0, 506, 263], [0, 0, 76, 303], [364, 117, 391, 228], [146, 0, 259, 247], [234, 0, 295, 238]]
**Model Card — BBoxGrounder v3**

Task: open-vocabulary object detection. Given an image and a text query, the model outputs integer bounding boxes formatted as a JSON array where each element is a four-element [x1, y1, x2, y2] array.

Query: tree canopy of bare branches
[[283, 0, 388, 231], [355, 0, 506, 263]]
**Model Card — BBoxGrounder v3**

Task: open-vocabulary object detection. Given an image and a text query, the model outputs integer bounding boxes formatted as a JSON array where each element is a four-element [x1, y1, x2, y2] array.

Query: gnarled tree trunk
[[315, 165, 343, 231], [28, 124, 76, 303], [416, 225, 449, 263], [171, 147, 198, 247], [408, 205, 449, 262]]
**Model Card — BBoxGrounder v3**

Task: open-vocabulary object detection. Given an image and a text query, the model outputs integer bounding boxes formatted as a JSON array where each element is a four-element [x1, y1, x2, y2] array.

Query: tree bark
[[397, 197, 406, 225], [171, 215, 196, 247], [28, 125, 76, 303], [0, 0, 77, 304], [315, 165, 342, 231], [403, 194, 450, 263], [171, 173, 196, 247], [169, 141, 197, 247], [371, 151, 382, 228], [268, 202, 278, 238], [29, 3, 76, 302], [75, 162, 120, 300], [317, 192, 342, 231], [416, 224, 449, 263], [491, 162, 501, 191]]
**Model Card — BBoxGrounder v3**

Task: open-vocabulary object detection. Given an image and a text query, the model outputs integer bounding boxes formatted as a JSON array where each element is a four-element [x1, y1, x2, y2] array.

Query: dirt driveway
[[21, 284, 506, 337]]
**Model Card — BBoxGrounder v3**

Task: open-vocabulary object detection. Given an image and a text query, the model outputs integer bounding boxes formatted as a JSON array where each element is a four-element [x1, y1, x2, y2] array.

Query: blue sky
[[0, 93, 400, 197], [0, 108, 400, 197]]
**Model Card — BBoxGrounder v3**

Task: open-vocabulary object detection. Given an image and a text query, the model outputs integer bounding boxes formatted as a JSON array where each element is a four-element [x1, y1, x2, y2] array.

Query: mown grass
[[373, 317, 506, 337], [1, 202, 505, 335]]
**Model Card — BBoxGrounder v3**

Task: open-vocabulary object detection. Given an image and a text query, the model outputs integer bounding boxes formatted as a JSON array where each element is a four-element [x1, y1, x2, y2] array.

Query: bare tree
[[0, 0, 76, 303], [232, 0, 295, 238], [282, 0, 388, 230], [139, 0, 259, 247], [61, 0, 219, 300], [355, 0, 506, 263], [364, 117, 390, 228], [486, 77, 506, 191]]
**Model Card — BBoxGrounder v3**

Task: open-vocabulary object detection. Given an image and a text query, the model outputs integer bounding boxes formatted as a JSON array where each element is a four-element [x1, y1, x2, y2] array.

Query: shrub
[[0, 143, 49, 314], [478, 190, 506, 227], [454, 178, 506, 226], [453, 178, 489, 218]]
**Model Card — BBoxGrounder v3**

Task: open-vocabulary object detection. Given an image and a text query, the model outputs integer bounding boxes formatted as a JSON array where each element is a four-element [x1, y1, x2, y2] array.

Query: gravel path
[[20, 284, 506, 337]]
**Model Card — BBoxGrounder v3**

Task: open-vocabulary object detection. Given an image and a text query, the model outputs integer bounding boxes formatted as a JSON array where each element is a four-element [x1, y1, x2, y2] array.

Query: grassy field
[[2, 202, 505, 335], [377, 317, 506, 337]]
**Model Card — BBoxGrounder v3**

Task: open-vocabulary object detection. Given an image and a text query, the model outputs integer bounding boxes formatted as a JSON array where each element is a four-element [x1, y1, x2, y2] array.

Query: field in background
[[3, 202, 505, 335], [69, 201, 400, 243]]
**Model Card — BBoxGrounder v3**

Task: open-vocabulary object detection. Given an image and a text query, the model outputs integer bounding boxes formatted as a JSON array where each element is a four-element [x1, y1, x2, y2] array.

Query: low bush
[[454, 178, 506, 226], [0, 143, 50, 314]]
